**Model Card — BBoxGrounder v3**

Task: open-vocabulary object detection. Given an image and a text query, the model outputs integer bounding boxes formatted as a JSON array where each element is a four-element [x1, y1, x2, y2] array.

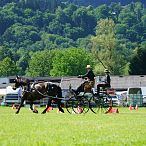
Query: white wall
[[141, 87, 146, 96], [0, 77, 9, 84]]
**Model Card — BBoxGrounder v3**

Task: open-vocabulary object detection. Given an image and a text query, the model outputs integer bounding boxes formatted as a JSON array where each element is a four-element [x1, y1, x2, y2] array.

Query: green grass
[[0, 106, 146, 146]]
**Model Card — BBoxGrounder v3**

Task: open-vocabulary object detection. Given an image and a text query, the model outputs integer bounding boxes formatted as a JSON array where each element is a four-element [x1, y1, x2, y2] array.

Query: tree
[[0, 46, 13, 61], [94, 4, 110, 21], [26, 50, 54, 77], [41, 33, 76, 49], [129, 47, 146, 75], [19, 0, 59, 12], [48, 19, 64, 35], [0, 3, 19, 35], [2, 23, 41, 49], [0, 57, 18, 77], [117, 2, 145, 44], [50, 48, 95, 76], [63, 23, 84, 40], [72, 6, 96, 36], [109, 2, 122, 22], [16, 49, 30, 75], [91, 18, 125, 75]]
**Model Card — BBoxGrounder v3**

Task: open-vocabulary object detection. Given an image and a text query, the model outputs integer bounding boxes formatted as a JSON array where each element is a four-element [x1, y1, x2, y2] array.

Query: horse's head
[[13, 76, 30, 90], [13, 76, 21, 89]]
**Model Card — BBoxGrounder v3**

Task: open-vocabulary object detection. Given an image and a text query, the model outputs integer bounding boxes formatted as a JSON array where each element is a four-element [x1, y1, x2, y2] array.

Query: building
[[1, 75, 146, 91], [60, 75, 146, 91]]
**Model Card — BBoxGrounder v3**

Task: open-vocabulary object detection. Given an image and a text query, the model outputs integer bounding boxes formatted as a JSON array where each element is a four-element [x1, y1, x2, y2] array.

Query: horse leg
[[30, 102, 38, 113], [41, 98, 52, 114], [29, 102, 33, 111], [57, 99, 64, 113], [16, 97, 25, 114]]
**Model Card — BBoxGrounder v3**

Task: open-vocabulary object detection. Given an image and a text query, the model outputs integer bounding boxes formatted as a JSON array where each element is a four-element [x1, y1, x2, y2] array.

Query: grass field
[[0, 106, 146, 146]]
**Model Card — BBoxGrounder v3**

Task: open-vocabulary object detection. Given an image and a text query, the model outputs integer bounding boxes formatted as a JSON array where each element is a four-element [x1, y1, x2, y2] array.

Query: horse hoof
[[59, 109, 64, 113], [15, 111, 19, 114], [57, 110, 64, 113], [33, 110, 38, 113], [41, 111, 46, 114]]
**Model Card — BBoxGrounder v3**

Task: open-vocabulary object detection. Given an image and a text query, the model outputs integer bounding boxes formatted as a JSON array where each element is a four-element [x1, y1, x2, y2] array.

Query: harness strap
[[32, 82, 48, 97]]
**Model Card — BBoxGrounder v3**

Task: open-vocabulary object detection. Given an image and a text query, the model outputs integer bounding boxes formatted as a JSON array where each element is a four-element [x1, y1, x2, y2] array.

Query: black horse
[[13, 76, 64, 114]]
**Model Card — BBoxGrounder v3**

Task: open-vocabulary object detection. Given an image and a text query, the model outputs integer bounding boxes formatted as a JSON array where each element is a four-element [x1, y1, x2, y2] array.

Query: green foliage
[[117, 2, 145, 44], [129, 47, 146, 75], [72, 6, 96, 36], [0, 1, 146, 76], [41, 33, 76, 49], [26, 50, 54, 77], [0, 3, 19, 35], [94, 4, 110, 20], [2, 23, 41, 49], [91, 19, 119, 74], [0, 57, 18, 76], [0, 46, 14, 61], [50, 48, 95, 76], [16, 49, 30, 75]]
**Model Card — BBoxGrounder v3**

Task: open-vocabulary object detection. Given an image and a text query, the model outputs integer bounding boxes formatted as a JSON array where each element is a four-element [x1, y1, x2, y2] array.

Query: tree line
[[0, 1, 146, 77]]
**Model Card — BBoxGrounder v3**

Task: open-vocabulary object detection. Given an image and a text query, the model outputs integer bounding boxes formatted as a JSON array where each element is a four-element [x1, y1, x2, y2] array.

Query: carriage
[[65, 83, 112, 114]]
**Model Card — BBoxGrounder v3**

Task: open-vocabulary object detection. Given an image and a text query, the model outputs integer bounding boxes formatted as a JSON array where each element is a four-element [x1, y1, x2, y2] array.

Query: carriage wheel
[[72, 97, 90, 114], [90, 94, 110, 114], [100, 94, 111, 113], [89, 95, 100, 114], [65, 96, 76, 114]]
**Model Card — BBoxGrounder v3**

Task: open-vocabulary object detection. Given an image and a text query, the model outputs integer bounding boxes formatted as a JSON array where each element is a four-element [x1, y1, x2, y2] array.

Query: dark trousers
[[97, 83, 110, 95]]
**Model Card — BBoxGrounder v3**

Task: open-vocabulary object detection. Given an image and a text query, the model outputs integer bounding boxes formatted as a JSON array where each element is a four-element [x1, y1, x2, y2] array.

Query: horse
[[13, 76, 64, 114]]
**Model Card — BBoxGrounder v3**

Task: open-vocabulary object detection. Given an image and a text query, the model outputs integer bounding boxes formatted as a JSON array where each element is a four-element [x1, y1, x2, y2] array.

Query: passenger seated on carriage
[[96, 69, 111, 96], [73, 65, 95, 95]]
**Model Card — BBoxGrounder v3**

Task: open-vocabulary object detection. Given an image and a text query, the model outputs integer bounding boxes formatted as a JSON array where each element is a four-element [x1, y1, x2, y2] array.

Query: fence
[[127, 94, 143, 107], [2, 94, 64, 107], [2, 94, 21, 106]]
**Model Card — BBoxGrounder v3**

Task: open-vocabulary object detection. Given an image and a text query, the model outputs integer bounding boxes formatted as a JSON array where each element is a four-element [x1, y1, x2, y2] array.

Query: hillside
[[63, 0, 146, 7], [0, 0, 146, 77]]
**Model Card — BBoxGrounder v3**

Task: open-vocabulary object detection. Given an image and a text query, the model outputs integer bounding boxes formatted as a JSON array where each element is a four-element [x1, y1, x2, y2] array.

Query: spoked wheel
[[72, 97, 90, 114], [90, 94, 110, 114], [100, 94, 111, 113], [89, 95, 100, 114], [65, 96, 76, 114]]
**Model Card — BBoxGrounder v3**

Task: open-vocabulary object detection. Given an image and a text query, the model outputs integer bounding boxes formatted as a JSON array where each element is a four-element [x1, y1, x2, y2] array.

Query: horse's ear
[[16, 75, 20, 79]]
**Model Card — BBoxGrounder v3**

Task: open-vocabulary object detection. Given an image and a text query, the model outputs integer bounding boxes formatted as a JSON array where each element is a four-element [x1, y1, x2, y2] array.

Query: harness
[[31, 82, 48, 97], [31, 82, 60, 99]]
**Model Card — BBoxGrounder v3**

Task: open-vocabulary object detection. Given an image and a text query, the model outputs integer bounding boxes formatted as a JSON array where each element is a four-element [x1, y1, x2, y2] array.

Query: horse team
[[13, 76, 64, 114]]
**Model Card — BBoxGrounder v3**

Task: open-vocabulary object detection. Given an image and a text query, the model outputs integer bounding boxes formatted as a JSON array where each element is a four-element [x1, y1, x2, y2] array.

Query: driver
[[73, 65, 95, 95], [96, 69, 111, 96]]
